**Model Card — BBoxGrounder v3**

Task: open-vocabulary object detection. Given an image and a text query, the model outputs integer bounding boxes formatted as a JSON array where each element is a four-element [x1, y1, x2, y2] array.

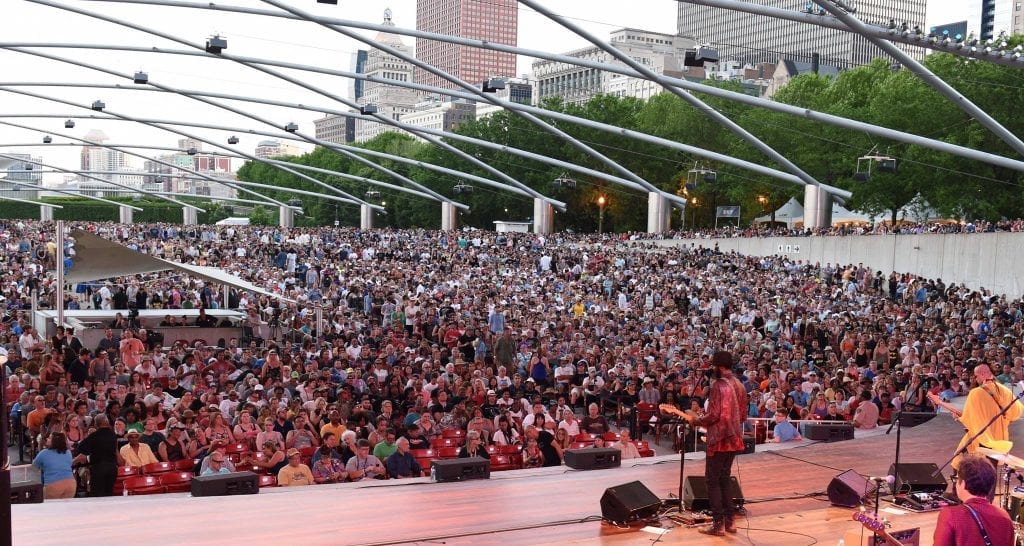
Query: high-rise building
[[355, 9, 423, 143], [966, 0, 1023, 40], [0, 153, 43, 201], [349, 49, 369, 101], [416, 0, 518, 90], [254, 140, 304, 159], [532, 28, 695, 105], [677, 0, 928, 68], [400, 98, 477, 140], [79, 129, 140, 197]]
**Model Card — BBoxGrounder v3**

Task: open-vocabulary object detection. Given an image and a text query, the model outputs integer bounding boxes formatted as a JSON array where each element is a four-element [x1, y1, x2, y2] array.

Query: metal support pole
[[0, 353, 9, 546], [532, 198, 554, 234], [56, 219, 65, 327], [814, 0, 1024, 156], [441, 203, 458, 232], [360, 204, 374, 230]]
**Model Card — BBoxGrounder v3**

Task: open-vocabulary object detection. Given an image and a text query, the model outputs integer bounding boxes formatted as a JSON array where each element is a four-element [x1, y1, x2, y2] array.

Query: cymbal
[[978, 447, 1024, 470], [978, 441, 1014, 455]]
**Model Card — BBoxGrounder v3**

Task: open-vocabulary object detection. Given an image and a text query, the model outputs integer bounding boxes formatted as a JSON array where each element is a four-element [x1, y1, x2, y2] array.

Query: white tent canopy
[[66, 229, 293, 303], [754, 197, 803, 228]]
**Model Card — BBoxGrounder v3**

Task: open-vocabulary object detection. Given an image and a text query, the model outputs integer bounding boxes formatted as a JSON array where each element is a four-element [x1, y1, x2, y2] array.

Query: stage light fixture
[[24, 164, 33, 171], [228, 136, 239, 144], [187, 147, 198, 155], [316, 0, 338, 3], [91, 100, 105, 111], [359, 104, 378, 115], [365, 190, 381, 199], [284, 122, 298, 132], [482, 77, 506, 93], [206, 35, 227, 54], [64, 120, 75, 128], [42, 136, 52, 144], [133, 71, 149, 84]]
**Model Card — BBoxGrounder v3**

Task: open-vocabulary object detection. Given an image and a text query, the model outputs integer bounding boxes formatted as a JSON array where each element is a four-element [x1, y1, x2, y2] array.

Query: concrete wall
[[653, 232, 1024, 297]]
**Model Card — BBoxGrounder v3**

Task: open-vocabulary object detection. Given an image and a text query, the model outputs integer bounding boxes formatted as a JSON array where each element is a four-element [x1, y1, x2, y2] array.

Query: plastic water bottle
[[430, 465, 436, 482], [837, 539, 844, 546]]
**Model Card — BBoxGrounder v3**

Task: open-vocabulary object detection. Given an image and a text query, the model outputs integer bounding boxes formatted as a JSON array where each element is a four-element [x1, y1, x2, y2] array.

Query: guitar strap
[[963, 502, 994, 546]]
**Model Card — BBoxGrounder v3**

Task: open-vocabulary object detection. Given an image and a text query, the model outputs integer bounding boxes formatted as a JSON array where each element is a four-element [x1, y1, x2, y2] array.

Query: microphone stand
[[658, 418, 689, 511], [886, 409, 905, 493], [934, 386, 1024, 479]]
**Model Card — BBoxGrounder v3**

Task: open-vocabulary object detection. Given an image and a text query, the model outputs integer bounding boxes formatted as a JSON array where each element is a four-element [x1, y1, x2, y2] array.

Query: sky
[[0, 0, 961, 184]]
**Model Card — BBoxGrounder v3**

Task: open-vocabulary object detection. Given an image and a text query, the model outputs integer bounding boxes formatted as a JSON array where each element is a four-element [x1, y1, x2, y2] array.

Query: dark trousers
[[705, 450, 738, 521], [89, 464, 116, 497]]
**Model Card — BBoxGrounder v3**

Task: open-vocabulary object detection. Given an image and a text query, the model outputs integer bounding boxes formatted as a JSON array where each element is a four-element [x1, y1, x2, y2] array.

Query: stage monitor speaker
[[190, 471, 259, 497], [803, 422, 855, 442], [827, 469, 874, 507], [899, 412, 937, 428], [683, 475, 744, 512], [564, 448, 622, 470], [11, 480, 44, 504], [889, 463, 947, 495], [600, 480, 661, 525], [742, 436, 756, 454], [431, 456, 490, 482]]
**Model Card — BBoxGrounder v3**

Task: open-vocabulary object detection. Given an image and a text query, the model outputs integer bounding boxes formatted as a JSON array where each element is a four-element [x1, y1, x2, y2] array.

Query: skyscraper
[[677, 0, 928, 68], [416, 0, 518, 90], [966, 0, 1024, 40]]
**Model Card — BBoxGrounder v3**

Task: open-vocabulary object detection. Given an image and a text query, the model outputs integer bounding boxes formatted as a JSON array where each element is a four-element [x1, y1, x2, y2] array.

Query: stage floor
[[14, 414, 1017, 546]]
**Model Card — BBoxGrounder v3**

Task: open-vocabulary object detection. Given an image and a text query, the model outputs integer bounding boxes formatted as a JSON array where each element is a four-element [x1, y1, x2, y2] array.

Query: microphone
[[867, 475, 895, 485]]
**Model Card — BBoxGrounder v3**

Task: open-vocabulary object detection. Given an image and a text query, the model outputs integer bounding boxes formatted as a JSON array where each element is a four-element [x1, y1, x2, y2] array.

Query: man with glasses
[[200, 452, 231, 476]]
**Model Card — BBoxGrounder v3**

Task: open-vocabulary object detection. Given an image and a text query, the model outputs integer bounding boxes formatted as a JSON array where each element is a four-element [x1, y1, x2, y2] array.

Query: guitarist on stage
[[928, 363, 1023, 471], [664, 350, 748, 536], [933, 453, 1014, 546]]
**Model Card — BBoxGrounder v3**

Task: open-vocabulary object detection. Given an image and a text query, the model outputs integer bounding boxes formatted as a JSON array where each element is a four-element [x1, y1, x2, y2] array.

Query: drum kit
[[977, 446, 1024, 546]]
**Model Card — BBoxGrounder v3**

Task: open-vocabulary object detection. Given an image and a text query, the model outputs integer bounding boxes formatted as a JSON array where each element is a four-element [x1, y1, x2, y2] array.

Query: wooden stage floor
[[16, 415, 1021, 546]]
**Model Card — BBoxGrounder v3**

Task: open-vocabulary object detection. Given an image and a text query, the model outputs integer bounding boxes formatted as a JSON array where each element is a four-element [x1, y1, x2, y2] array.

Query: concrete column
[[119, 205, 133, 224], [360, 204, 374, 230], [279, 205, 294, 228], [532, 198, 553, 234], [40, 206, 54, 222], [803, 185, 832, 229], [646, 192, 671, 234], [182, 207, 198, 225], [440, 202, 458, 231]]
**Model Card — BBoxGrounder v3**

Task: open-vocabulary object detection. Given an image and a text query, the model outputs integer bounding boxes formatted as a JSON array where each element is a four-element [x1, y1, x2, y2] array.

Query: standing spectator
[[73, 414, 119, 496], [32, 432, 76, 499]]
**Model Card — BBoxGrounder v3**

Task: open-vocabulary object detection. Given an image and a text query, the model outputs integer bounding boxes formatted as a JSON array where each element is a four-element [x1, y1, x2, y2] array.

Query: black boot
[[699, 519, 726, 537], [724, 514, 738, 534]]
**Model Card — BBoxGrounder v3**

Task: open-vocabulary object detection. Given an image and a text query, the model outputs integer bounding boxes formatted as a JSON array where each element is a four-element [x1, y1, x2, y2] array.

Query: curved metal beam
[[60, 1, 1024, 174], [813, 0, 1024, 157], [101, 189, 309, 209], [0, 150, 194, 211], [19, 1, 469, 210], [0, 51, 379, 210], [256, 0, 619, 207], [0, 136, 456, 208], [0, 193, 63, 208], [0, 109, 282, 208], [520, 0, 824, 192], [0, 175, 143, 210]]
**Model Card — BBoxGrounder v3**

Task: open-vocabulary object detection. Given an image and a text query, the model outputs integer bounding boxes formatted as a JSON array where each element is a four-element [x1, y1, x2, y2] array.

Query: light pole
[[0, 349, 9, 546], [597, 195, 607, 234], [757, 195, 768, 226], [690, 198, 699, 229]]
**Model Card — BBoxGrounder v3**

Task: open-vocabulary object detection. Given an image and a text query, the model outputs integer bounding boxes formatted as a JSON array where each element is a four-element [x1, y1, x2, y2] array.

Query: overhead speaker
[[600, 481, 661, 525], [190, 471, 259, 497], [889, 463, 947, 495], [683, 475, 744, 512], [827, 469, 874, 507], [564, 447, 621, 470]]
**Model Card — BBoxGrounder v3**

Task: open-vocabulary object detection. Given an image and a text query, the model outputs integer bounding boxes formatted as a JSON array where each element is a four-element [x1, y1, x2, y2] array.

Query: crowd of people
[[2, 218, 1023, 499]]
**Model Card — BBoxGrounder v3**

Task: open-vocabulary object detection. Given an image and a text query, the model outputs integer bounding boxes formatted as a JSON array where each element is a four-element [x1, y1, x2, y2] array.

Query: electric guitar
[[659, 404, 700, 423], [925, 393, 962, 419], [851, 511, 903, 546]]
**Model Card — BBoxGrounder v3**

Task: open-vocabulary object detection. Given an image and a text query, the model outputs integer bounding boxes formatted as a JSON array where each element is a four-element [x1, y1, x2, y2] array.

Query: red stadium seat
[[634, 440, 655, 458], [430, 437, 460, 449], [173, 459, 197, 472], [299, 446, 317, 458], [441, 429, 465, 439], [573, 433, 598, 443], [602, 432, 620, 443], [485, 445, 499, 456], [116, 465, 140, 479], [436, 447, 460, 459], [570, 442, 592, 450], [490, 454, 515, 471], [415, 458, 433, 472], [224, 443, 249, 455], [158, 471, 193, 493], [410, 449, 434, 460], [141, 461, 175, 475], [124, 475, 165, 495], [258, 475, 277, 487], [497, 445, 521, 456]]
